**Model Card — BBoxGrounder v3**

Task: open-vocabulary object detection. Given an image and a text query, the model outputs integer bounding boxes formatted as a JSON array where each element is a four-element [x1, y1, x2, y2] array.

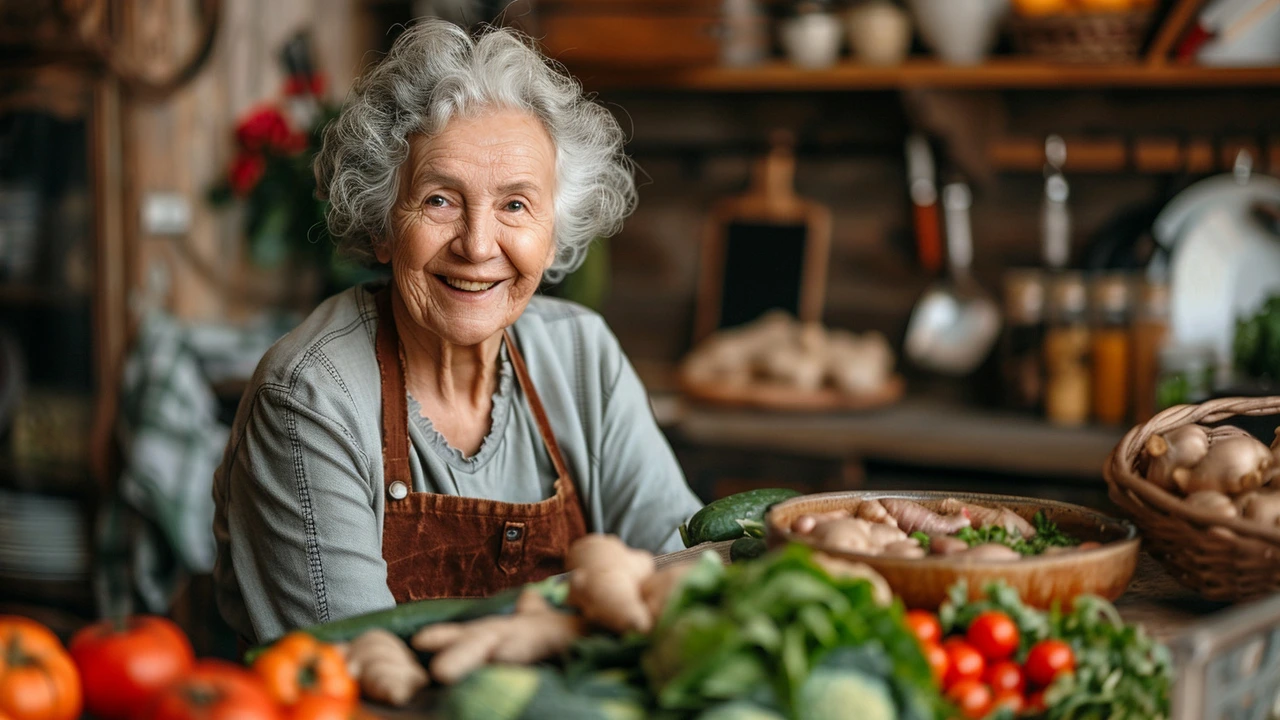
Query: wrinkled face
[[380, 109, 557, 347]]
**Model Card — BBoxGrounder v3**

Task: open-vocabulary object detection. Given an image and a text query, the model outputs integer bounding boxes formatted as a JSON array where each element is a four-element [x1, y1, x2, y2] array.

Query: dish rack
[[1010, 10, 1155, 64], [1170, 590, 1280, 719], [1104, 396, 1280, 603]]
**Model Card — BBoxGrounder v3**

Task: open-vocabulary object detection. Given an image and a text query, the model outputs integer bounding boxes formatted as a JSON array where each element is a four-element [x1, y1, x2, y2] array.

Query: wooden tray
[[679, 372, 906, 413]]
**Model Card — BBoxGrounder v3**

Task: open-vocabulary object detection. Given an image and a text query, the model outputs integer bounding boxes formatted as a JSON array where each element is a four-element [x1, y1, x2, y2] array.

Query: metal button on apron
[[388, 481, 408, 500], [505, 526, 523, 541]]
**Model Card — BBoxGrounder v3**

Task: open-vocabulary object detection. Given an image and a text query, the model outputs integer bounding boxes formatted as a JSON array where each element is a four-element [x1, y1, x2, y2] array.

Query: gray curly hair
[[314, 19, 637, 283]]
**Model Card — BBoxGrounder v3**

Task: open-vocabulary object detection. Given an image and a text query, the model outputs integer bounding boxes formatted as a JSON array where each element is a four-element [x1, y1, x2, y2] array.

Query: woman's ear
[[374, 237, 393, 265]]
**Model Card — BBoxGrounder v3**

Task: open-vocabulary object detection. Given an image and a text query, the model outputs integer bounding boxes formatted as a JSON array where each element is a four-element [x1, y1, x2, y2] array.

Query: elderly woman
[[212, 19, 703, 644]]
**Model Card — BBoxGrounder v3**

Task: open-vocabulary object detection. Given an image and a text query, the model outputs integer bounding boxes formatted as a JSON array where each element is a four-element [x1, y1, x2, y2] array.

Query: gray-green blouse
[[211, 284, 703, 644]]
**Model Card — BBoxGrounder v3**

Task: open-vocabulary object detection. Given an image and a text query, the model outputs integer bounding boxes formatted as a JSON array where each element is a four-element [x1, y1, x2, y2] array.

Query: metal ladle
[[903, 182, 1002, 375]]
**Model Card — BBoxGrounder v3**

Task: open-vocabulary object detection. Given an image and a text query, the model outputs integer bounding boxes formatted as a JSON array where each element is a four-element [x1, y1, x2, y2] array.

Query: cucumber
[[243, 575, 566, 663], [730, 536, 767, 562], [681, 488, 802, 547]]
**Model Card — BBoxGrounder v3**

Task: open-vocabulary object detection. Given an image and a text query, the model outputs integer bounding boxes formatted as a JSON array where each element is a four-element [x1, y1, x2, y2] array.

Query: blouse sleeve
[[217, 384, 395, 644], [596, 350, 704, 554]]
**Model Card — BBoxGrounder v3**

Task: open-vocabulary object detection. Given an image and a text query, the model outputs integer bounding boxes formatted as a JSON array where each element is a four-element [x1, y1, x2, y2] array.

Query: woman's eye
[[425, 195, 448, 208], [505, 200, 525, 212]]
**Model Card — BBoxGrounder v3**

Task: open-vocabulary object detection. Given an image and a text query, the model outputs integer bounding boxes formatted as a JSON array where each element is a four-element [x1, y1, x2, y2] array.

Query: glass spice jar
[[1130, 279, 1170, 423], [1089, 273, 1133, 426], [1043, 272, 1091, 427], [999, 269, 1046, 413]]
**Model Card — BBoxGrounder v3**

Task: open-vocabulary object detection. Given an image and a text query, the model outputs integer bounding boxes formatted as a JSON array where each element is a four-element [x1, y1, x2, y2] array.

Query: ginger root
[[808, 517, 908, 555], [880, 498, 970, 535], [1145, 425, 1210, 490], [640, 561, 698, 625], [1172, 435, 1274, 495], [566, 534, 656, 634], [344, 629, 429, 707], [810, 552, 892, 606], [410, 589, 583, 685]]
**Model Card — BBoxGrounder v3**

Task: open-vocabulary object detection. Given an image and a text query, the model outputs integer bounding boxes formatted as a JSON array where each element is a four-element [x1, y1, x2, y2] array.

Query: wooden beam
[[1146, 0, 1207, 65]]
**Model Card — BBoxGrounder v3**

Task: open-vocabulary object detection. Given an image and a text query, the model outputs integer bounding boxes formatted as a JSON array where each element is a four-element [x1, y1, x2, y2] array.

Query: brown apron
[[374, 288, 588, 601]]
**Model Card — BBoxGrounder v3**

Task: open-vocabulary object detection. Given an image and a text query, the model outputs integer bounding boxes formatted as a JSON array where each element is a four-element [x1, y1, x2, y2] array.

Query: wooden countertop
[[659, 394, 1127, 481]]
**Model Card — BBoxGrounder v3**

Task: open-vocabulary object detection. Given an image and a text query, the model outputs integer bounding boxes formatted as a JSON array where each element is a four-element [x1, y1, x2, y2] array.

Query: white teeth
[[445, 277, 496, 292]]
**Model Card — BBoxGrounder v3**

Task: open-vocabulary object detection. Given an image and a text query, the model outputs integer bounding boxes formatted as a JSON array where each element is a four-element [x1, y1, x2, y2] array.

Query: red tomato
[[1024, 639, 1075, 687], [942, 638, 986, 689], [140, 661, 281, 720], [967, 612, 1020, 662], [945, 679, 993, 719], [991, 690, 1023, 713], [906, 610, 942, 646], [70, 616, 195, 720], [922, 642, 950, 685], [983, 660, 1025, 695]]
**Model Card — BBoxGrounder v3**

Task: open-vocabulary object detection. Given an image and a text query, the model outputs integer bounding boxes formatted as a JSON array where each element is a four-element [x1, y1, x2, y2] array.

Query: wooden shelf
[[573, 59, 1280, 92], [0, 283, 88, 308]]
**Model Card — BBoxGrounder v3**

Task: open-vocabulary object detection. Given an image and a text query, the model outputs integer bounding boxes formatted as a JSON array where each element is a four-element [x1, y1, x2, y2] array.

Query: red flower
[[279, 130, 309, 156], [236, 106, 292, 153], [229, 152, 266, 196], [283, 73, 326, 98]]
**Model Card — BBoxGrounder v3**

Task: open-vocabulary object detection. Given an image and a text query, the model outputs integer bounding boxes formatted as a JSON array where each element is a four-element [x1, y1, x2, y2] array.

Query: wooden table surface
[[368, 552, 1231, 718]]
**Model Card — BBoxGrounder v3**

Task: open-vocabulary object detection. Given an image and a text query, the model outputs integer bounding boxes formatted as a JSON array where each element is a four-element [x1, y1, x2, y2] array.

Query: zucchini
[[243, 575, 566, 663], [681, 488, 801, 547]]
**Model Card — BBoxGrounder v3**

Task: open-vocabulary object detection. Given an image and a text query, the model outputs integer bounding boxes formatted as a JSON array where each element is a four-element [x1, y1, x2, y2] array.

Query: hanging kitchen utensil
[[904, 182, 1003, 375], [906, 134, 943, 275]]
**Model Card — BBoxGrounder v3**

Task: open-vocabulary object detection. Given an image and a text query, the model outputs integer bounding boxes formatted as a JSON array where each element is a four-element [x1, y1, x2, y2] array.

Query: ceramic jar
[[907, 0, 1009, 66], [780, 2, 844, 69], [846, 0, 913, 66]]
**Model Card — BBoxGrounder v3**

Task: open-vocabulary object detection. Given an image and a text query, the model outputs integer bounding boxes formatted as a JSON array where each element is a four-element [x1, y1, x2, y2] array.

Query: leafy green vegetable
[[641, 545, 948, 719], [952, 511, 1077, 556], [1042, 596, 1173, 720], [1234, 294, 1280, 380], [909, 532, 930, 552]]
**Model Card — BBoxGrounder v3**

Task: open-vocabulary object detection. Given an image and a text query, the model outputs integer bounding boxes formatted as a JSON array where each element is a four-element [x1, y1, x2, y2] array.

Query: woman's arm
[[597, 352, 704, 554], [218, 384, 396, 644]]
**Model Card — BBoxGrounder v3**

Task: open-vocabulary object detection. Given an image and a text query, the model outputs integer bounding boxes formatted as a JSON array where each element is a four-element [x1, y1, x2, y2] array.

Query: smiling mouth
[[440, 275, 498, 292]]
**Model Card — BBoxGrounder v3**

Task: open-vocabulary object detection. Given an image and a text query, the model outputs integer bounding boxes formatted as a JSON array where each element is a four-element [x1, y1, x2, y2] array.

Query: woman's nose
[[450, 212, 501, 263]]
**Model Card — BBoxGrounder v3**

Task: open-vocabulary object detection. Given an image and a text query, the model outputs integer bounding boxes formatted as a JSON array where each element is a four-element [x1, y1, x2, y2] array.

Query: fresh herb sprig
[[954, 511, 1077, 556]]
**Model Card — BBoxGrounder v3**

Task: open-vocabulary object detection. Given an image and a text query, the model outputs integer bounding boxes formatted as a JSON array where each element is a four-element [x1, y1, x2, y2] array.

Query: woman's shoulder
[[246, 285, 380, 404], [515, 295, 627, 378]]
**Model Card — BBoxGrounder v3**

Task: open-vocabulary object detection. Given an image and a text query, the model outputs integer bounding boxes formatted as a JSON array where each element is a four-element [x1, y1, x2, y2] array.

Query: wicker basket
[[1010, 10, 1154, 64], [1104, 396, 1280, 603]]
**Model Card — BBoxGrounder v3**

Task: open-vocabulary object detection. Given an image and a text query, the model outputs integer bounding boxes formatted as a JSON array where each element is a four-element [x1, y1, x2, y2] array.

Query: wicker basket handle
[[1106, 396, 1280, 546]]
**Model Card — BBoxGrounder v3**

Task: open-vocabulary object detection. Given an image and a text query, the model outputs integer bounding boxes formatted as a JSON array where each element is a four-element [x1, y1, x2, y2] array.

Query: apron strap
[[375, 288, 412, 489], [502, 328, 574, 484]]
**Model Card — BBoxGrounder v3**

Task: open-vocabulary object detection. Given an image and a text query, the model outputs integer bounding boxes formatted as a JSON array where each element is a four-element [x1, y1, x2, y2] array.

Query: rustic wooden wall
[[596, 87, 1280, 372], [124, 0, 364, 322]]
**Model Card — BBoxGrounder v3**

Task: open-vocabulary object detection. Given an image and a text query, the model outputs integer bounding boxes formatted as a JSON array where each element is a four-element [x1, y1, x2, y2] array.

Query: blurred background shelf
[[568, 60, 1280, 92], [664, 394, 1125, 480]]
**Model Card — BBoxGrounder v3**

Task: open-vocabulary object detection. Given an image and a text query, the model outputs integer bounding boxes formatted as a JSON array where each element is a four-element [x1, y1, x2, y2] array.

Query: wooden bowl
[[765, 491, 1140, 609]]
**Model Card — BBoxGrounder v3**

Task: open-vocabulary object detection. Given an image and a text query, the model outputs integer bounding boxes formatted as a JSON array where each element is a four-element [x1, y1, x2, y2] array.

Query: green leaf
[[249, 203, 291, 268]]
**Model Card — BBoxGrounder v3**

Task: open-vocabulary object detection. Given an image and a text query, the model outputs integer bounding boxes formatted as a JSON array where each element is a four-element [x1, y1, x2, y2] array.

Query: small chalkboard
[[693, 134, 831, 342]]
